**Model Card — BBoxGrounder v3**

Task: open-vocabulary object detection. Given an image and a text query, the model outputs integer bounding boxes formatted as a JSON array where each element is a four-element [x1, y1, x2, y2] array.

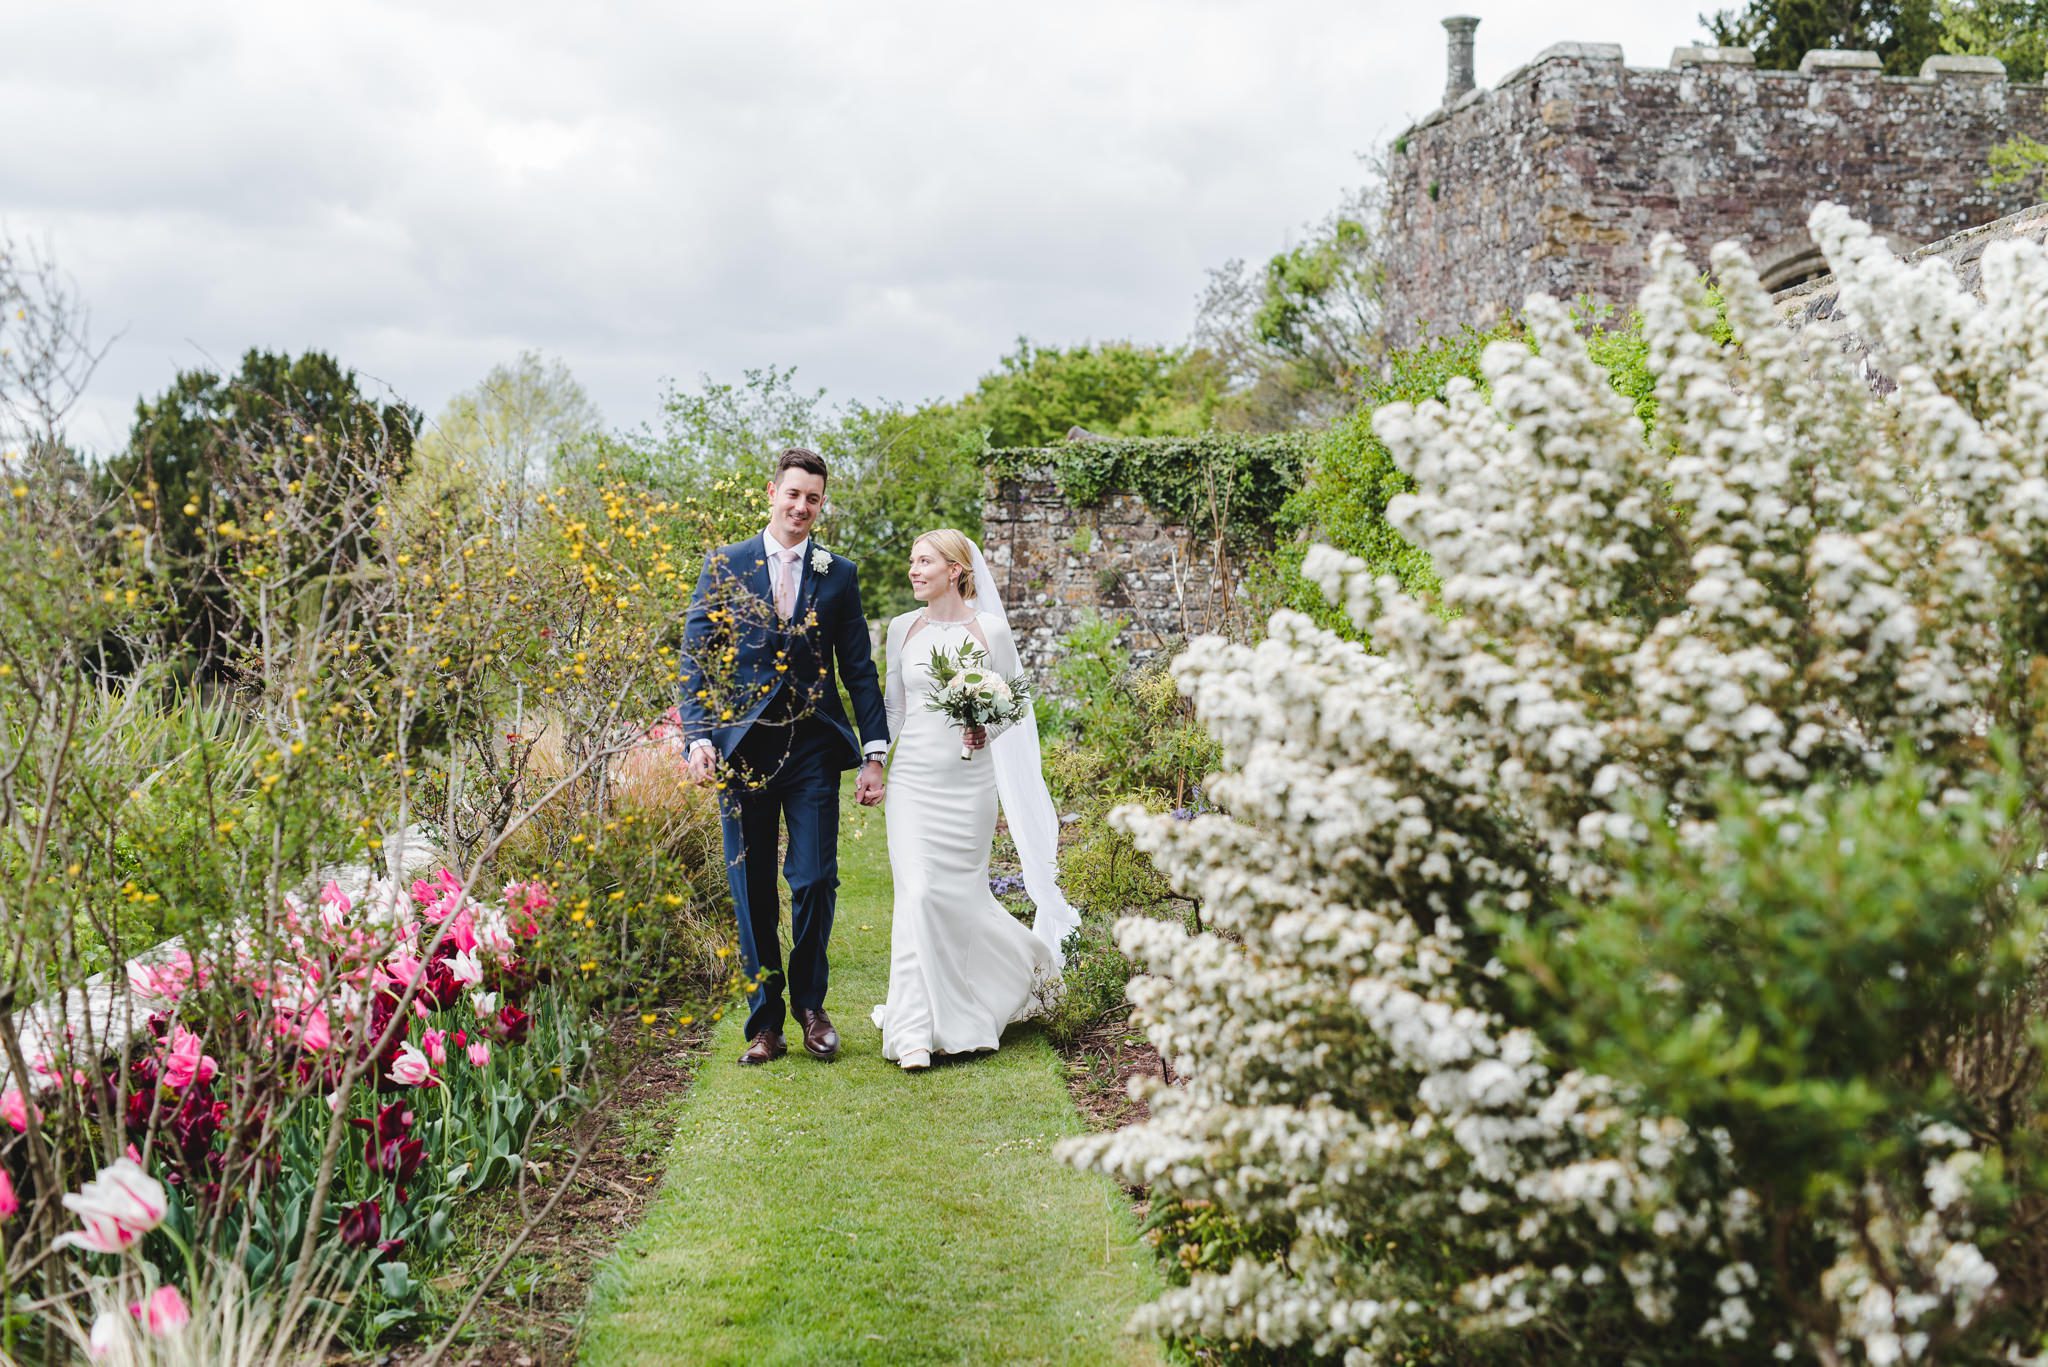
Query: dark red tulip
[[338, 1199, 382, 1249], [495, 1005, 530, 1046]]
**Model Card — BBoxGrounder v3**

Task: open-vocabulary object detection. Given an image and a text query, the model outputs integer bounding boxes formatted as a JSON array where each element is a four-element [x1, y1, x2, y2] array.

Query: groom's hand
[[855, 759, 886, 806]]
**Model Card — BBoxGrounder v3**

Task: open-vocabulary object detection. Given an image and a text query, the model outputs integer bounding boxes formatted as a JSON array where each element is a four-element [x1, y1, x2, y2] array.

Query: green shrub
[[1058, 793, 1177, 923], [1039, 613, 1218, 807], [1041, 916, 1136, 1050], [1493, 750, 2048, 1343]]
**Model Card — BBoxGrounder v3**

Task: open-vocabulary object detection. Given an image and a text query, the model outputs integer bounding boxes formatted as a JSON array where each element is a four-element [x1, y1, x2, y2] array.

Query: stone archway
[[1757, 239, 1830, 294]]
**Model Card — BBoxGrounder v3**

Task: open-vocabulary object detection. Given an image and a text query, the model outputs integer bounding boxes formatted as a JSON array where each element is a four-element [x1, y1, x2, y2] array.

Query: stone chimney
[[1443, 16, 1480, 104]]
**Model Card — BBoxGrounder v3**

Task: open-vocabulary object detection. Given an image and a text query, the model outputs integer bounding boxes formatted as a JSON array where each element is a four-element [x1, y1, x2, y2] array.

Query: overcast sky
[[3, 2, 1715, 454]]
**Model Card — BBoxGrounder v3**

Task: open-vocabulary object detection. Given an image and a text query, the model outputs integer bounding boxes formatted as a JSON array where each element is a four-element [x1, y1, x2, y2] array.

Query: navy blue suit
[[676, 534, 889, 1040]]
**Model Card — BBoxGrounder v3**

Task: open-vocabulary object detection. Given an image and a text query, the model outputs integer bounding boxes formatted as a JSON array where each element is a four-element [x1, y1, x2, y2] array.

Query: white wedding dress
[[869, 609, 1060, 1062]]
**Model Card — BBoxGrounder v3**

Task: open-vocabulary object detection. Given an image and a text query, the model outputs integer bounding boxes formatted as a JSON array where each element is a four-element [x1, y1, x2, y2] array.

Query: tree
[[818, 400, 986, 619], [100, 350, 418, 676], [1940, 0, 2048, 79], [414, 350, 599, 495], [602, 366, 988, 618], [1701, 0, 1946, 73], [1197, 180, 1387, 430], [960, 338, 1221, 448]]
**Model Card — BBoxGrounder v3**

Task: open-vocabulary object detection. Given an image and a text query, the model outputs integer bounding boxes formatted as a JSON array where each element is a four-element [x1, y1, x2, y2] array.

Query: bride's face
[[907, 543, 957, 603]]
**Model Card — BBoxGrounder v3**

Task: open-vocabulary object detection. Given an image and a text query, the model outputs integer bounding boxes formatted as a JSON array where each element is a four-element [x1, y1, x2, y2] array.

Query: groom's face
[[767, 469, 826, 543]]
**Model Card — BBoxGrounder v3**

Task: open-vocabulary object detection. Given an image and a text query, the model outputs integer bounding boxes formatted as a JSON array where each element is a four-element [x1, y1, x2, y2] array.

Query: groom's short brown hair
[[775, 447, 828, 486]]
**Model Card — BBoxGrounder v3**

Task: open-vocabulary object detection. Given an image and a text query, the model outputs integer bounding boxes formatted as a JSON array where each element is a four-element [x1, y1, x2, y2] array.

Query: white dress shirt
[[689, 527, 887, 766]]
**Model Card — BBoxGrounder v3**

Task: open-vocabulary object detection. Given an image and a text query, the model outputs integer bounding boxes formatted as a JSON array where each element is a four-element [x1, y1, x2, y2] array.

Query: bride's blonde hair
[[913, 529, 977, 601]]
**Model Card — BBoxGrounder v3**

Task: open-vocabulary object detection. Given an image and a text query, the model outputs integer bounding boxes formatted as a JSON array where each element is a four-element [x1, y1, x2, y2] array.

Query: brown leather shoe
[[737, 1030, 786, 1066], [796, 1008, 839, 1060]]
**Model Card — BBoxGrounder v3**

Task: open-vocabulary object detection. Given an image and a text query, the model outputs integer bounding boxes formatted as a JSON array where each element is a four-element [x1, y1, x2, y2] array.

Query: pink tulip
[[0, 1168, 17, 1217], [273, 1005, 330, 1053], [444, 907, 480, 953], [466, 1040, 491, 1067], [54, 1157, 168, 1254], [159, 1025, 217, 1091], [423, 1028, 447, 1066], [1, 1088, 35, 1133], [411, 868, 463, 913], [131, 1285, 189, 1336], [387, 1041, 437, 1088], [382, 954, 423, 992], [127, 951, 207, 1007], [318, 878, 353, 924]]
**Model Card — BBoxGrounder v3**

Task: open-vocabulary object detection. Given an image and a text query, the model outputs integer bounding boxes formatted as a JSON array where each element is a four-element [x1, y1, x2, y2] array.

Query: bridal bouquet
[[923, 639, 1031, 760]]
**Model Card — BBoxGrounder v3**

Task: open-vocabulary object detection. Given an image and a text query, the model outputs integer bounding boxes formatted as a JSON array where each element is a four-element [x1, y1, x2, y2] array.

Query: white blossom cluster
[[1059, 206, 2048, 1363]]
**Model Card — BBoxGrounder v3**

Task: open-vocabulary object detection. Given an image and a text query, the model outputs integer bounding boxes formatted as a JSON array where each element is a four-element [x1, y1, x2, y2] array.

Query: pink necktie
[[775, 549, 798, 619]]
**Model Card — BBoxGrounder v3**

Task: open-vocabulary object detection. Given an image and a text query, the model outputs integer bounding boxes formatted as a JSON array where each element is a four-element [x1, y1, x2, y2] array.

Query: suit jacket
[[676, 533, 889, 771]]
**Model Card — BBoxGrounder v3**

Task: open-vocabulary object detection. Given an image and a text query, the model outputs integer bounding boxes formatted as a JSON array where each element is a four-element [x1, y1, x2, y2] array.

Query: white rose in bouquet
[[923, 640, 1032, 760]]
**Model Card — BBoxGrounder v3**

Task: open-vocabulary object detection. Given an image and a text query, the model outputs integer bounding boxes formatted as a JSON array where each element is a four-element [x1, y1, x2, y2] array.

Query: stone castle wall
[[1381, 42, 2048, 346], [980, 464, 1243, 684]]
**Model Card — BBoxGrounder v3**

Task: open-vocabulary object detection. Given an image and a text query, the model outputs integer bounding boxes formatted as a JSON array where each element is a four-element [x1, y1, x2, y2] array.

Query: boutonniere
[[810, 548, 832, 575]]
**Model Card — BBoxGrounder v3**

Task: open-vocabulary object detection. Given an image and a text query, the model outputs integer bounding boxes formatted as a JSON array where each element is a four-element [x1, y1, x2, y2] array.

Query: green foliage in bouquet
[[921, 638, 1031, 730]]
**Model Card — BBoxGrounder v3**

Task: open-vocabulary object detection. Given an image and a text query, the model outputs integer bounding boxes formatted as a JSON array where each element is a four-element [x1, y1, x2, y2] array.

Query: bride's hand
[[855, 759, 887, 805], [962, 726, 988, 750]]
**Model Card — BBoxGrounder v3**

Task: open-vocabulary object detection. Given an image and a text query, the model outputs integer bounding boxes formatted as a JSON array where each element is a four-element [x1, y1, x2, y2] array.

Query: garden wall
[[1382, 31, 2048, 346], [981, 463, 1242, 680]]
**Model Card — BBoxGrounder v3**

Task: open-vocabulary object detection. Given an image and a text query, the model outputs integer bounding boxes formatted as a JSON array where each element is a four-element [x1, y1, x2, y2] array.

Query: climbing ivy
[[984, 434, 1313, 548]]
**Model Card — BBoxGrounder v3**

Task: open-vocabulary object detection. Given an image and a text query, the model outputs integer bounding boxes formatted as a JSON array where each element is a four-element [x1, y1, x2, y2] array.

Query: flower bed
[[5, 864, 604, 1360]]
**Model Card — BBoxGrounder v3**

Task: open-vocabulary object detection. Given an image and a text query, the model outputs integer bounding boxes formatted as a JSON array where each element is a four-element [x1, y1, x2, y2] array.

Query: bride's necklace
[[920, 605, 975, 625]]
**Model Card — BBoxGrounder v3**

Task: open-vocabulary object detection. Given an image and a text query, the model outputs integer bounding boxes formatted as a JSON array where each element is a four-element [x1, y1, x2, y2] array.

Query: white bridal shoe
[[899, 1049, 931, 1072]]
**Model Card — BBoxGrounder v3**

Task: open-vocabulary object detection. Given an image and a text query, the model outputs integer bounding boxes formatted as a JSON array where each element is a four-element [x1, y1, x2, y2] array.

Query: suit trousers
[[719, 714, 842, 1040]]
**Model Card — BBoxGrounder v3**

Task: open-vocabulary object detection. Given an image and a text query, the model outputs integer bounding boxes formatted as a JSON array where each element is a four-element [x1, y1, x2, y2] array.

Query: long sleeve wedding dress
[[870, 610, 1058, 1064]]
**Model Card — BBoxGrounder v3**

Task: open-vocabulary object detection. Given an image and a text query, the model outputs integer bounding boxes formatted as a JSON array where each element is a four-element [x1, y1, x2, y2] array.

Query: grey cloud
[[4, 1, 1704, 455]]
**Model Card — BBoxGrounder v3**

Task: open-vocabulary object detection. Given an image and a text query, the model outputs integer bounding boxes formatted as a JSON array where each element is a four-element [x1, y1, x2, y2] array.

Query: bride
[[870, 529, 1081, 1071]]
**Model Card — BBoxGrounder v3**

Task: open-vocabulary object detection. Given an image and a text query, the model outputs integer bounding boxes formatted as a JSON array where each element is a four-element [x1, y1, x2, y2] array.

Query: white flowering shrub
[[1059, 205, 2048, 1364]]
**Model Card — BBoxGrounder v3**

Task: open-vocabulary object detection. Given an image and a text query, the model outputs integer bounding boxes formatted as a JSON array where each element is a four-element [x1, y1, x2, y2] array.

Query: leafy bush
[[1038, 613, 1218, 808], [97, 348, 419, 681], [1061, 207, 2048, 1363], [1499, 755, 2047, 1356], [1040, 916, 1137, 1051]]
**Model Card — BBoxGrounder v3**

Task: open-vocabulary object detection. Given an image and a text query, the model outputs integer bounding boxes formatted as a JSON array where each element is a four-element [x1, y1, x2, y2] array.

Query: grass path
[[580, 797, 1163, 1366]]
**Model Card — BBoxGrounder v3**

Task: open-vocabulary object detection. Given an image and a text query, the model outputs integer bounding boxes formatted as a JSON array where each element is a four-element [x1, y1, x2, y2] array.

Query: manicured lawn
[[580, 797, 1163, 1366]]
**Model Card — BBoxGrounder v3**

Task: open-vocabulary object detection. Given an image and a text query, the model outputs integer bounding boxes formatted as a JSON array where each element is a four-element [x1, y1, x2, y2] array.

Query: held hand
[[686, 744, 718, 785], [962, 726, 988, 751], [855, 759, 886, 806]]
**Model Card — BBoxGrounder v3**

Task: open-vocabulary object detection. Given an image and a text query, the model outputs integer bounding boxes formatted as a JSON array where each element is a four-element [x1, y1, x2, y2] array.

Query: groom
[[678, 448, 890, 1065]]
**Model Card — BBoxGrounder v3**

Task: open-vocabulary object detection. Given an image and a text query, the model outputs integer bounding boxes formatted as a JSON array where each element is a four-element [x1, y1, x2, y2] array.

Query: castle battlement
[[1381, 20, 2048, 347]]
